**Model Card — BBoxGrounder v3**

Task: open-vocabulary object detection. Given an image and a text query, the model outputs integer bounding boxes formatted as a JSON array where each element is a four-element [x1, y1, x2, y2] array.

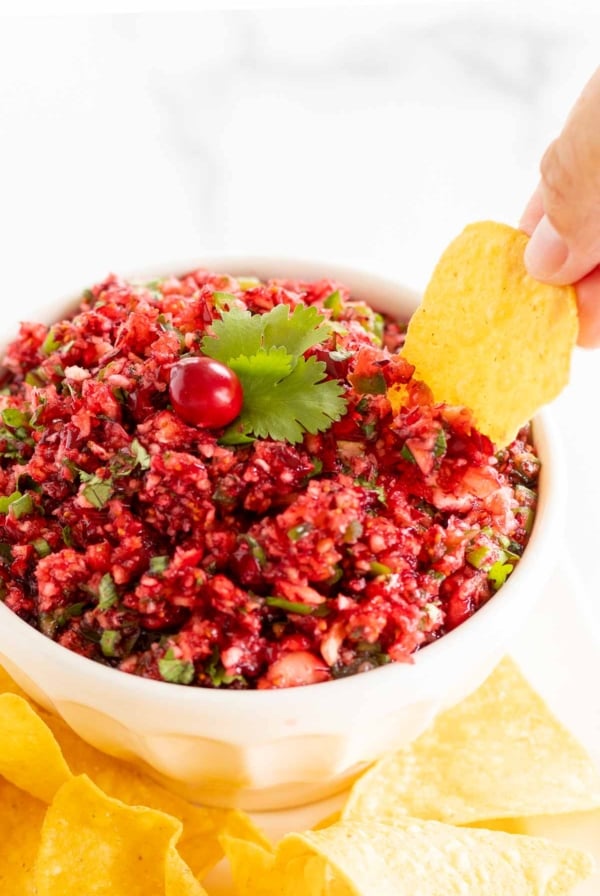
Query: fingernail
[[524, 215, 569, 279]]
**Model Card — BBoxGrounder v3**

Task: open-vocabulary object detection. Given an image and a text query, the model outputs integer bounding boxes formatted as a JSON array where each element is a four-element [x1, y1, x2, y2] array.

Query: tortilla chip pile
[[1, 659, 598, 895], [402, 221, 579, 447]]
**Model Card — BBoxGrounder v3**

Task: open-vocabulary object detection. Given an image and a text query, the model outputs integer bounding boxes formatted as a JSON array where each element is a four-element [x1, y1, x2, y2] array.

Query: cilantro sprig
[[201, 305, 347, 444]]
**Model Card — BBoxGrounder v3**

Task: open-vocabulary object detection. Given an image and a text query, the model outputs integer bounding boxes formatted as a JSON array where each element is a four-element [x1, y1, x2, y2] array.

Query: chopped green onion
[[100, 630, 119, 657], [10, 494, 33, 519], [466, 545, 494, 570], [369, 561, 392, 576], [238, 535, 266, 566], [32, 538, 51, 558], [488, 560, 514, 590], [265, 596, 315, 615]]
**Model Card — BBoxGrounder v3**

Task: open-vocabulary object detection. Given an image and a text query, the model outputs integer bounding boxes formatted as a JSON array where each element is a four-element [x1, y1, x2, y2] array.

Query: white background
[[0, 2, 598, 624]]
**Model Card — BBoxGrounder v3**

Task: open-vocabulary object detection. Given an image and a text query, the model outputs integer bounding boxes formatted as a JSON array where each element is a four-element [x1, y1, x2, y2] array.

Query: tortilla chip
[[221, 836, 277, 896], [0, 777, 46, 896], [33, 774, 207, 896], [0, 662, 264, 879], [402, 221, 578, 446], [343, 657, 600, 826], [0, 692, 71, 803], [277, 818, 594, 895], [470, 809, 600, 861]]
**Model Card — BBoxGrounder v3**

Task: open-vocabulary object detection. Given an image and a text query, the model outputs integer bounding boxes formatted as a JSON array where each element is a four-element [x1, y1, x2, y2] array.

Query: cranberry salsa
[[0, 271, 539, 689]]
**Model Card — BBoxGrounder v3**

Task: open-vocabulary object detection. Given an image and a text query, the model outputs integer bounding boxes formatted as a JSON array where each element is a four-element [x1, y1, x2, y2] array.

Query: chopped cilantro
[[400, 444, 416, 464], [433, 428, 447, 457], [25, 369, 47, 387], [212, 291, 238, 309], [343, 519, 364, 543], [158, 648, 195, 685], [323, 289, 344, 318], [41, 328, 61, 355], [62, 525, 74, 547], [100, 630, 119, 657], [205, 648, 247, 687], [2, 408, 29, 429], [349, 372, 387, 395], [238, 535, 266, 565], [81, 475, 113, 509], [131, 438, 151, 471], [287, 522, 313, 542], [149, 555, 169, 574], [98, 573, 118, 610], [40, 602, 86, 638]]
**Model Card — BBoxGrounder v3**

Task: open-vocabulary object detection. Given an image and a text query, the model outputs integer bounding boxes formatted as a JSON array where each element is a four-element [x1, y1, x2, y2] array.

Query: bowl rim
[[0, 255, 565, 708]]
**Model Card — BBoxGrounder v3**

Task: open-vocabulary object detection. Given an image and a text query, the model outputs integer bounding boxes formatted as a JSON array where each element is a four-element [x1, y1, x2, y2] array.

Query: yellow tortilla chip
[[0, 777, 46, 896], [276, 818, 594, 895], [0, 693, 71, 803], [221, 836, 277, 896], [32, 774, 207, 896], [343, 657, 600, 826], [0, 662, 265, 879], [402, 221, 578, 446]]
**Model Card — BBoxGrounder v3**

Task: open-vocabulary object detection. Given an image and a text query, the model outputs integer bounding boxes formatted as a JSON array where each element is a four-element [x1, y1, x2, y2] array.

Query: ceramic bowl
[[0, 257, 565, 811]]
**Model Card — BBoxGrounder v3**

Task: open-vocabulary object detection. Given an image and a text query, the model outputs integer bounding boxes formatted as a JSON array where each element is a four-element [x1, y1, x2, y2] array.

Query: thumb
[[524, 66, 600, 285]]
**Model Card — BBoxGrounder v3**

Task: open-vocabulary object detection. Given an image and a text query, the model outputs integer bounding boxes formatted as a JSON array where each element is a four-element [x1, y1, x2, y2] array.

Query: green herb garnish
[[158, 648, 195, 685], [202, 305, 347, 444], [98, 573, 118, 610], [80, 473, 113, 509], [149, 555, 169, 575]]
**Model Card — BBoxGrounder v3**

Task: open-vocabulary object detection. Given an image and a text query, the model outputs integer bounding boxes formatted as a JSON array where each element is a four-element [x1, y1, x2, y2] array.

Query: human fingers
[[524, 66, 600, 286]]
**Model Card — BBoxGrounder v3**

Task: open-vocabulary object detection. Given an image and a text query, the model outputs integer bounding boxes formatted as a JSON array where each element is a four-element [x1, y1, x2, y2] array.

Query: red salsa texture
[[0, 272, 539, 689]]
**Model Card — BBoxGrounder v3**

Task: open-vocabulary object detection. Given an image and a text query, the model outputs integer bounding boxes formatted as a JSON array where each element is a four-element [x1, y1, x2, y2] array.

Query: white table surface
[[0, 5, 598, 625]]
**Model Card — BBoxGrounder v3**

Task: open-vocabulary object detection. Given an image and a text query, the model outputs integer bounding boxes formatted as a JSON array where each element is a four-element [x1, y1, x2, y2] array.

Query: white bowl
[[0, 257, 565, 811]]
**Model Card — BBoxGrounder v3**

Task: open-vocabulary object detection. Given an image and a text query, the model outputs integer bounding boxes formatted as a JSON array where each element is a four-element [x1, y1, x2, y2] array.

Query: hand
[[520, 66, 600, 348]]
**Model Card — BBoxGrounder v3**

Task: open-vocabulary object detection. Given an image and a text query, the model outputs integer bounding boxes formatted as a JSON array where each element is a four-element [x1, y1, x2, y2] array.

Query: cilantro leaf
[[98, 573, 118, 610], [202, 307, 264, 363], [81, 476, 113, 509], [262, 304, 332, 356], [158, 648, 195, 685], [202, 304, 332, 364], [226, 351, 346, 443]]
